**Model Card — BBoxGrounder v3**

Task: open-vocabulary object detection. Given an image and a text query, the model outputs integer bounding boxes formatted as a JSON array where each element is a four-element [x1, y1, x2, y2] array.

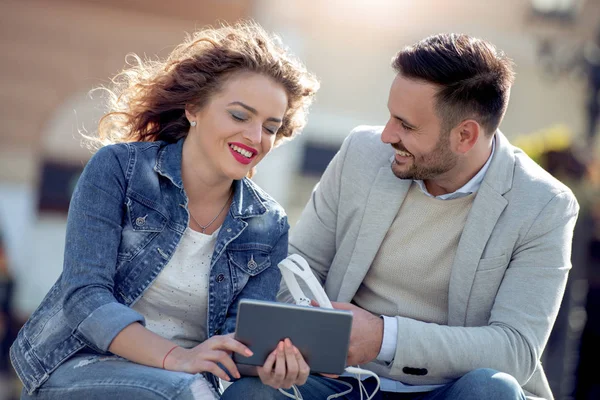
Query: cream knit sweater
[[353, 183, 475, 324]]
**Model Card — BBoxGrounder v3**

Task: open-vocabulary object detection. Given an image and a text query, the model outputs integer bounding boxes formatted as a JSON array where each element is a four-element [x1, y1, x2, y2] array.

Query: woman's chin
[[223, 167, 252, 181]]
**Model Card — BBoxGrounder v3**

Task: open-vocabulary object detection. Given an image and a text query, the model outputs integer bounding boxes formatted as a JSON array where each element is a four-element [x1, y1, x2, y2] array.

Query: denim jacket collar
[[154, 138, 267, 219], [230, 179, 267, 218], [154, 139, 185, 189]]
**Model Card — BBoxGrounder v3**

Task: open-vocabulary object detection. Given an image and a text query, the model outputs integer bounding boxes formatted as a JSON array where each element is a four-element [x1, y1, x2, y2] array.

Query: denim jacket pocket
[[118, 197, 168, 262], [227, 249, 271, 276], [125, 196, 167, 232]]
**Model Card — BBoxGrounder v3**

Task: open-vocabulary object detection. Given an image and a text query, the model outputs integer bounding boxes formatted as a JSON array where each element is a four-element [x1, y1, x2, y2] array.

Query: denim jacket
[[10, 139, 289, 394]]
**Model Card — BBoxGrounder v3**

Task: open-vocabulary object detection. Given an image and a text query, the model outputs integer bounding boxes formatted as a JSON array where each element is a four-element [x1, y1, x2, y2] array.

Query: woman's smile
[[229, 142, 257, 165]]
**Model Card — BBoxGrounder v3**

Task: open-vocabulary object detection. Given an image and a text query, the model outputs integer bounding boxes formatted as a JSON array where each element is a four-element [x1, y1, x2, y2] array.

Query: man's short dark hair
[[392, 33, 515, 136]]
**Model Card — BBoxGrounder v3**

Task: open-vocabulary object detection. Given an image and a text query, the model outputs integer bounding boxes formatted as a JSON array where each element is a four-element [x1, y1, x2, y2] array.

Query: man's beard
[[391, 135, 458, 180]]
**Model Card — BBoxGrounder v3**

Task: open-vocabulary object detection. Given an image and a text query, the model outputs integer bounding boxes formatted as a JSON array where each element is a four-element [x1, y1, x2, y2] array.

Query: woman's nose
[[243, 123, 262, 144]]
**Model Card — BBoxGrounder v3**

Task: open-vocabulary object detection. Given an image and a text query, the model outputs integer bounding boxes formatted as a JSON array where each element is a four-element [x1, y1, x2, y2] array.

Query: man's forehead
[[389, 77, 437, 113], [391, 75, 438, 97]]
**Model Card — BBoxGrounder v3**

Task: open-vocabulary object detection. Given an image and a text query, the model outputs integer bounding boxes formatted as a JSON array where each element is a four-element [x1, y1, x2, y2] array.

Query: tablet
[[233, 299, 353, 375]]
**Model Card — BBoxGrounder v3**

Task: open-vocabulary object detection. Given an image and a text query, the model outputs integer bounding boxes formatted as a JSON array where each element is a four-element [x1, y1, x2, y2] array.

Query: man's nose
[[381, 122, 398, 144]]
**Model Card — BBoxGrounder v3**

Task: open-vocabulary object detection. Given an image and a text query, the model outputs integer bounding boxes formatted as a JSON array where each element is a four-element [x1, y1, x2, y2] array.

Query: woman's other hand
[[164, 333, 252, 381], [257, 338, 310, 389]]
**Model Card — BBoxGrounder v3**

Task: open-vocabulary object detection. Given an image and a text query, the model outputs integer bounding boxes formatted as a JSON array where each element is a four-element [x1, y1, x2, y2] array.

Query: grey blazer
[[281, 126, 579, 399]]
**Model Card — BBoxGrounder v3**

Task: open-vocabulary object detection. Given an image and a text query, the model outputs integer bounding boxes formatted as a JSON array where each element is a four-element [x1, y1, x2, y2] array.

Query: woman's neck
[[181, 137, 233, 204]]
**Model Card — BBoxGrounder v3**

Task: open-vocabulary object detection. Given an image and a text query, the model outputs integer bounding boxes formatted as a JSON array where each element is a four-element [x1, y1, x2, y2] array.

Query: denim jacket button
[[135, 216, 146, 226], [216, 274, 225, 282], [226, 228, 232, 233], [247, 255, 258, 270]]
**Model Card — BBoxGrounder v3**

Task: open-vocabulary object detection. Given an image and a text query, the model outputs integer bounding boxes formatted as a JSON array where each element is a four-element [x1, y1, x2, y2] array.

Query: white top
[[132, 227, 218, 349]]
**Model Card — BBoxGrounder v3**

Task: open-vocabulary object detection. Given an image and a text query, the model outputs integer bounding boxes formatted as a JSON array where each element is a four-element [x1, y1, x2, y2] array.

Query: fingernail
[[245, 349, 253, 356], [278, 342, 284, 351], [293, 346, 299, 354], [285, 338, 292, 348], [225, 376, 231, 381]]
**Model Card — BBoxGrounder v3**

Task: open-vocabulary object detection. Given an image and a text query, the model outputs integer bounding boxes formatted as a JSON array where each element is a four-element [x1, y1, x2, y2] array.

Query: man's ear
[[452, 119, 481, 154]]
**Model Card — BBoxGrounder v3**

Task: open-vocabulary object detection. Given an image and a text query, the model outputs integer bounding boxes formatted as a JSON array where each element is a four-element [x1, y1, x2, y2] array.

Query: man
[[223, 33, 578, 400]]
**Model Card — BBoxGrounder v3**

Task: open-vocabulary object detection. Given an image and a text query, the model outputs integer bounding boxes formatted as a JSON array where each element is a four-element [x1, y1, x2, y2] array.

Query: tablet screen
[[233, 299, 353, 374]]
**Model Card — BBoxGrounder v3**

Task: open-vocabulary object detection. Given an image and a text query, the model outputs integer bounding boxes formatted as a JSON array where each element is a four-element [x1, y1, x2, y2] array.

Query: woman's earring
[[190, 121, 197, 127]]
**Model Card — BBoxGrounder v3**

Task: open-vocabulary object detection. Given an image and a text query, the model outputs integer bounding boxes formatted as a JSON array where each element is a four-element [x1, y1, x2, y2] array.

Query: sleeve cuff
[[77, 302, 145, 352], [376, 315, 398, 363]]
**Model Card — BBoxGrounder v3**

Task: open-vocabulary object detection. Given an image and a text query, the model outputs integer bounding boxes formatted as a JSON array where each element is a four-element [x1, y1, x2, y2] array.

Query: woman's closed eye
[[230, 111, 248, 122], [230, 111, 279, 135], [263, 125, 278, 135]]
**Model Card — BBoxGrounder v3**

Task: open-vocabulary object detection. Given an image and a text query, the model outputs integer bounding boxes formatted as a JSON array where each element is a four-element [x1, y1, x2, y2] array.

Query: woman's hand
[[257, 338, 310, 389], [164, 333, 253, 381]]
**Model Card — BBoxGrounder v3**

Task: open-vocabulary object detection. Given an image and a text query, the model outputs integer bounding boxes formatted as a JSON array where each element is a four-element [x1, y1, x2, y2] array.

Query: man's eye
[[264, 127, 277, 135], [393, 116, 412, 131]]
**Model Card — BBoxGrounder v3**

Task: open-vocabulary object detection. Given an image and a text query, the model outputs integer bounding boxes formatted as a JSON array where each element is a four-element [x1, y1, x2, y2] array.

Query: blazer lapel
[[337, 166, 411, 301], [448, 131, 514, 325], [447, 185, 507, 325]]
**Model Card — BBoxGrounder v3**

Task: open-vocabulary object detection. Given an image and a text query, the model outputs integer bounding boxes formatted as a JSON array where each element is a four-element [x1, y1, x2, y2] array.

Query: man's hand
[[331, 302, 383, 366]]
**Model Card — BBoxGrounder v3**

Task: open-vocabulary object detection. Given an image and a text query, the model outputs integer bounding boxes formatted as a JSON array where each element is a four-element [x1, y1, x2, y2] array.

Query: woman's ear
[[184, 108, 195, 121]]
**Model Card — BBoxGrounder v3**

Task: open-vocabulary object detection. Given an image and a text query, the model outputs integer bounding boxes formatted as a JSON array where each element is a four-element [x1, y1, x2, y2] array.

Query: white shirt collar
[[414, 135, 496, 200]]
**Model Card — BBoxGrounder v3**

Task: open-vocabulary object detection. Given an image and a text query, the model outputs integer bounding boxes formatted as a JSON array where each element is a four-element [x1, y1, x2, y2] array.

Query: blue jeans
[[20, 353, 218, 400], [221, 368, 527, 400]]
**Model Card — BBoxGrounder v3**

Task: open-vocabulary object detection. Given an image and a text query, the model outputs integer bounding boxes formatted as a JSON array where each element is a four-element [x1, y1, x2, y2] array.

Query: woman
[[11, 21, 319, 399]]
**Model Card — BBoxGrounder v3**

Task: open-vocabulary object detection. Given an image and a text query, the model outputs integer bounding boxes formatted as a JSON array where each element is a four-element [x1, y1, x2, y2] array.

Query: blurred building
[[1, 0, 599, 399]]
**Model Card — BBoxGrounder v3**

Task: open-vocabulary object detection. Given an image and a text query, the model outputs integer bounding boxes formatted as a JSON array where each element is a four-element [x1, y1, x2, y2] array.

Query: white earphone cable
[[278, 384, 303, 399], [345, 366, 381, 400], [276, 367, 381, 400]]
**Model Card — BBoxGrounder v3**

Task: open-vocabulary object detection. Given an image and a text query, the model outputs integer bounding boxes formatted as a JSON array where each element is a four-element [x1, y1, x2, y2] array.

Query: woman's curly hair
[[90, 21, 319, 147]]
